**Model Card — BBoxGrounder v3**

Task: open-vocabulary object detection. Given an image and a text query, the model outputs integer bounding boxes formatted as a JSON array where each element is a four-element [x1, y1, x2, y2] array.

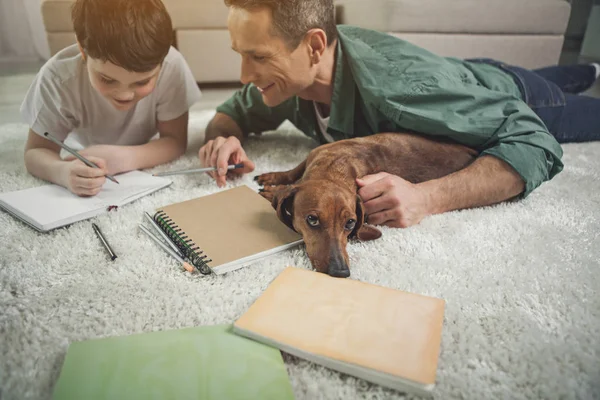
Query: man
[[198, 0, 600, 228]]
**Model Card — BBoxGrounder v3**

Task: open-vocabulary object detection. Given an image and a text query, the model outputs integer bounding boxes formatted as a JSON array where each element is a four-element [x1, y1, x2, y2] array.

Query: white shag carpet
[[0, 110, 599, 400]]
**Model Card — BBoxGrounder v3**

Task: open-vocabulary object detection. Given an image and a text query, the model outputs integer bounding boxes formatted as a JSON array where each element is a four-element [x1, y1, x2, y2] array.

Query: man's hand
[[198, 136, 255, 187], [356, 172, 431, 228]]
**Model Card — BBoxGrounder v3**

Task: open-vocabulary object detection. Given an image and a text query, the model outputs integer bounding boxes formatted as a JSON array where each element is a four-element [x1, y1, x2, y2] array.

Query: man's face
[[85, 55, 161, 111], [228, 7, 315, 107]]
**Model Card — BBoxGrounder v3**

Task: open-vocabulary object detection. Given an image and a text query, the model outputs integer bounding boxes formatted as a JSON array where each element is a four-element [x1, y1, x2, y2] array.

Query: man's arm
[[198, 84, 297, 187], [422, 155, 525, 214], [204, 112, 245, 144], [357, 73, 558, 227], [209, 84, 296, 143], [376, 69, 563, 199], [357, 155, 525, 228]]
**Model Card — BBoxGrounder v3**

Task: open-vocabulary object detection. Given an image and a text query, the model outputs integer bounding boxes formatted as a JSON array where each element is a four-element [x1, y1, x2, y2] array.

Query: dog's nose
[[327, 244, 350, 278], [328, 266, 350, 278]]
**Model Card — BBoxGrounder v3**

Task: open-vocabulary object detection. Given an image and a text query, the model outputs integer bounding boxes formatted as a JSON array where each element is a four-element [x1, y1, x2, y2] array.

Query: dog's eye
[[345, 219, 356, 231], [306, 215, 320, 227]]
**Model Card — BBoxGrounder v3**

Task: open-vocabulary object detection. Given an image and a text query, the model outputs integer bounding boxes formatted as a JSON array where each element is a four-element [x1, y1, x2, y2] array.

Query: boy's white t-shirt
[[20, 44, 202, 148]]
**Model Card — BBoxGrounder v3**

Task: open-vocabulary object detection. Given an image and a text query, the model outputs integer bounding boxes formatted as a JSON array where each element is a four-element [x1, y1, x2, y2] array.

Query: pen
[[92, 223, 117, 261], [143, 211, 184, 258], [152, 163, 244, 177], [43, 132, 119, 184], [139, 224, 195, 273]]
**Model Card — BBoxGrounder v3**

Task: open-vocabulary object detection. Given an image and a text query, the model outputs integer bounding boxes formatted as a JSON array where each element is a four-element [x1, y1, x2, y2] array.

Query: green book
[[52, 324, 295, 400]]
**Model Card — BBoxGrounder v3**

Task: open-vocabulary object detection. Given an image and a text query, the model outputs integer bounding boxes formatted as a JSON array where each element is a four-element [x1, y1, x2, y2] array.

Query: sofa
[[41, 0, 572, 83]]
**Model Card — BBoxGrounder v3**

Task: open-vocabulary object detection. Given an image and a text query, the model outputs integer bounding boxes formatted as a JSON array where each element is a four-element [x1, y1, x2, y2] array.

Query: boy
[[21, 0, 201, 196]]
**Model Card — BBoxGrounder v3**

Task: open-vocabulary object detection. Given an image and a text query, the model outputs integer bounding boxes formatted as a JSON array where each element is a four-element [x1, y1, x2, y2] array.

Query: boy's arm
[[77, 112, 189, 174], [24, 129, 68, 185], [24, 129, 108, 196]]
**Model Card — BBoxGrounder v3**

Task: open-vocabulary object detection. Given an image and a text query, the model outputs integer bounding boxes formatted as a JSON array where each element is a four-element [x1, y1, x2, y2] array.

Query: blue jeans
[[467, 58, 600, 143]]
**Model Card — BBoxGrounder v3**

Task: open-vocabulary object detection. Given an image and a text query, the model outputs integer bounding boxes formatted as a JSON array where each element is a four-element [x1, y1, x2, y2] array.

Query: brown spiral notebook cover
[[153, 185, 303, 275]]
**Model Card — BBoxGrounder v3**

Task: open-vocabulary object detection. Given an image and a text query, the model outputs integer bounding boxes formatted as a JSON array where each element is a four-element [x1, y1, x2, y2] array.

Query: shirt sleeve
[[215, 84, 296, 135], [378, 74, 564, 198], [19, 69, 77, 141], [156, 48, 203, 122]]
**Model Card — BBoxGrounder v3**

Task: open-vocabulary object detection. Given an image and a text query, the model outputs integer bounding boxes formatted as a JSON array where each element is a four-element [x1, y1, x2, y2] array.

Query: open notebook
[[52, 324, 295, 400], [152, 185, 303, 275], [233, 267, 446, 397], [0, 170, 171, 232]]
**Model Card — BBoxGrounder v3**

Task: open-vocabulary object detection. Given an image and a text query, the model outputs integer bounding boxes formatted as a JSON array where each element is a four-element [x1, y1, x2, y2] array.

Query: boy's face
[[228, 7, 316, 107], [84, 54, 161, 111]]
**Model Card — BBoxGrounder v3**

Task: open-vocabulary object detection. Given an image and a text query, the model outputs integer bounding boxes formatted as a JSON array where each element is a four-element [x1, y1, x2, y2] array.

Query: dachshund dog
[[255, 132, 478, 278]]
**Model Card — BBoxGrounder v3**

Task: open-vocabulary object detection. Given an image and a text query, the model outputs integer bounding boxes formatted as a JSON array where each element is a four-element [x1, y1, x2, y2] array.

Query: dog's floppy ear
[[271, 185, 298, 232], [351, 195, 382, 241]]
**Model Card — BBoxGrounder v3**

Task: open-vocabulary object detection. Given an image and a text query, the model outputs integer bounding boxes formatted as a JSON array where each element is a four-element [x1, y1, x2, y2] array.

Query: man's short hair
[[224, 0, 337, 49], [72, 0, 173, 72]]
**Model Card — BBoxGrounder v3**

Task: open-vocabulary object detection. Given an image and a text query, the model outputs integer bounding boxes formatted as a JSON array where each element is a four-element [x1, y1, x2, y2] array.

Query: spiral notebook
[[233, 267, 446, 397], [0, 170, 171, 232], [152, 185, 303, 275]]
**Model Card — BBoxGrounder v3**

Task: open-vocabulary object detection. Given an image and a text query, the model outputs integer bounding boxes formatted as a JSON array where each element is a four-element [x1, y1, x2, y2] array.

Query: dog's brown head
[[270, 180, 381, 277]]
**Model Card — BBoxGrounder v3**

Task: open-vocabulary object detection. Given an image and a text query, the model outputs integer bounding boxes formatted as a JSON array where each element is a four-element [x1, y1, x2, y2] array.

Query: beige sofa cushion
[[163, 0, 229, 29], [41, 0, 231, 31], [392, 33, 565, 69], [41, 0, 74, 32], [339, 0, 571, 34], [47, 32, 77, 55], [176, 30, 241, 83]]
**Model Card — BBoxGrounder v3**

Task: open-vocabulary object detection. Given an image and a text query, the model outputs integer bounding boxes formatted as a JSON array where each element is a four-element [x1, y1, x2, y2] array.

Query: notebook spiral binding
[[153, 210, 212, 275]]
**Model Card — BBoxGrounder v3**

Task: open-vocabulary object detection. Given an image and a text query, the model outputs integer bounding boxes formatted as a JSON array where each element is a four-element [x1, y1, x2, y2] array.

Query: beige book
[[233, 267, 445, 397], [152, 185, 303, 275]]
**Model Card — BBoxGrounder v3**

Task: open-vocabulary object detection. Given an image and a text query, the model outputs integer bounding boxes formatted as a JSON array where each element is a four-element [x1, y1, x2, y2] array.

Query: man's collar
[[295, 36, 356, 138], [327, 37, 355, 137]]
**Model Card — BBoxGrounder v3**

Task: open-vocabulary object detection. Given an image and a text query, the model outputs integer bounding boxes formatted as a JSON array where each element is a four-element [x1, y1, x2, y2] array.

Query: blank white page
[[0, 170, 171, 230]]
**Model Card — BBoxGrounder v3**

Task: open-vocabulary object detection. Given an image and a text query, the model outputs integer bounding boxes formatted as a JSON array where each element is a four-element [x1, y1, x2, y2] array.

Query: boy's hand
[[60, 156, 108, 197], [199, 136, 255, 188]]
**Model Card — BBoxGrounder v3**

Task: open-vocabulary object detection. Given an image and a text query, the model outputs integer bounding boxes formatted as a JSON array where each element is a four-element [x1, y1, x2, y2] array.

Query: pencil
[[152, 163, 244, 177], [139, 224, 195, 273], [92, 223, 117, 261], [143, 211, 184, 258], [43, 132, 119, 184]]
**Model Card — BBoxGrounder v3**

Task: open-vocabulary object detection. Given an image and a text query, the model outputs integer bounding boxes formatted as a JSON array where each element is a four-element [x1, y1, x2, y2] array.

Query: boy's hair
[[72, 0, 173, 72], [223, 0, 337, 50]]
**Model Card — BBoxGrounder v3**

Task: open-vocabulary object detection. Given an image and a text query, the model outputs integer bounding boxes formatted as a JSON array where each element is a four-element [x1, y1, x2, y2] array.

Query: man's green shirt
[[216, 25, 564, 197]]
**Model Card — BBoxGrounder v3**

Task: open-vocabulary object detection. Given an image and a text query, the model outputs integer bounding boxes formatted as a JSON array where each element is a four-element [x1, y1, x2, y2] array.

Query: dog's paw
[[258, 189, 274, 202], [257, 184, 286, 202], [254, 172, 286, 186]]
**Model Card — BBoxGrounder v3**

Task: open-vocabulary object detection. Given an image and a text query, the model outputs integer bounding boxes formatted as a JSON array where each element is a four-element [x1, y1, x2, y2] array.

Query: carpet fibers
[[1, 111, 599, 400]]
